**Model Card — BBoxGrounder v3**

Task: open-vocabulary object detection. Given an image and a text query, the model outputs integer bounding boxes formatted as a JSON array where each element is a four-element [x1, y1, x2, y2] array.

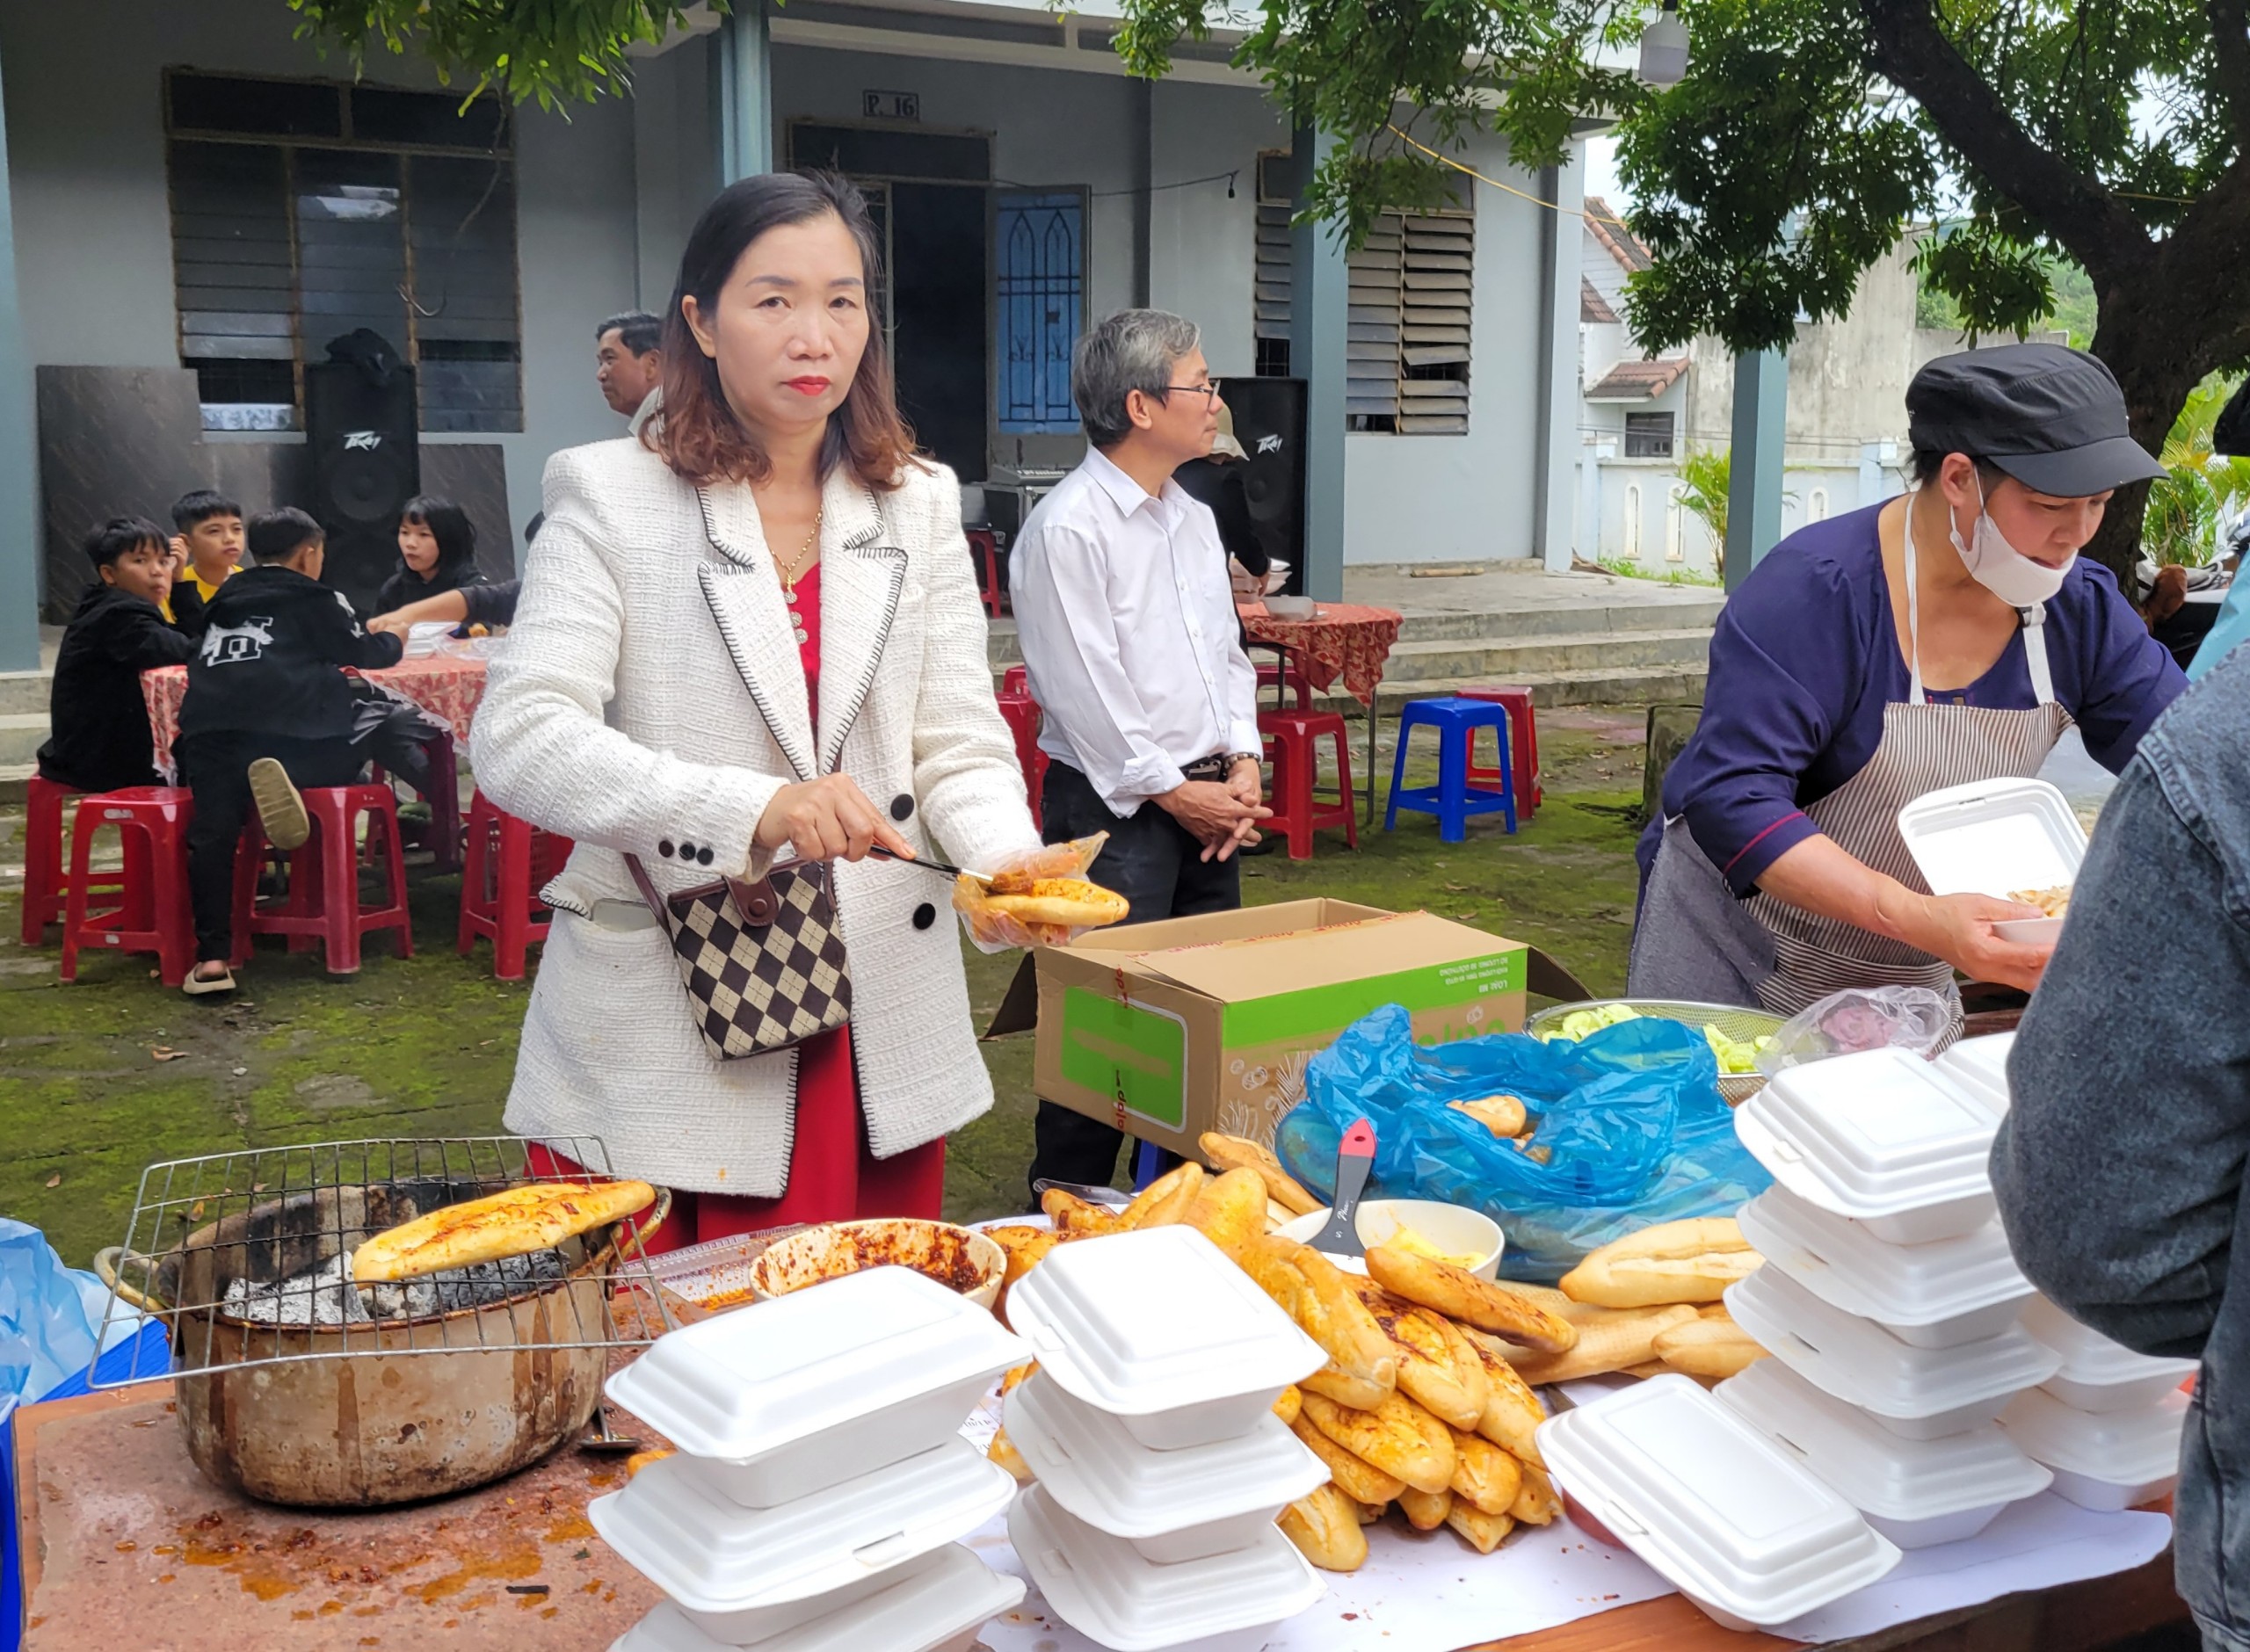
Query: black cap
[[1906, 343, 2166, 497]]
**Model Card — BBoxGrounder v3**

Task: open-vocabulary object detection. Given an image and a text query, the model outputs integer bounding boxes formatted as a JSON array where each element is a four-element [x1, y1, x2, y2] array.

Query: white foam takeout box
[[1008, 1482, 1325, 1652], [588, 1439, 1017, 1636], [1537, 1374, 1902, 1631], [2019, 1297, 2200, 1414], [2000, 1388, 2190, 1513], [1896, 777, 2087, 944], [1726, 1266, 2062, 1440], [603, 1264, 1026, 1508], [1717, 1357, 2052, 1550], [1733, 1047, 2002, 1243], [1934, 1032, 2016, 1114], [1005, 1369, 1328, 1564], [1737, 1186, 2033, 1349], [608, 1544, 1025, 1652], [1005, 1227, 1327, 1451]]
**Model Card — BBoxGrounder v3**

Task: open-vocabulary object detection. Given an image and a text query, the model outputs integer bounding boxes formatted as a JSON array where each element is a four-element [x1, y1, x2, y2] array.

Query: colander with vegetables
[[1525, 999, 1782, 1104]]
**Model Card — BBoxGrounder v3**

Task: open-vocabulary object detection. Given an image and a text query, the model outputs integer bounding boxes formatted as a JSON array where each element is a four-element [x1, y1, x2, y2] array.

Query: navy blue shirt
[[1640, 501, 2184, 896]]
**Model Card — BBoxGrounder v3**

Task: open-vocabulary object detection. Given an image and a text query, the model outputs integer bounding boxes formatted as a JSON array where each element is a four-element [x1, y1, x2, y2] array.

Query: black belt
[[1179, 753, 1231, 783]]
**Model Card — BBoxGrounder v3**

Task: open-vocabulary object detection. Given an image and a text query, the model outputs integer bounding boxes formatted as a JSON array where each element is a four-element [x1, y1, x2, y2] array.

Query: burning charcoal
[[221, 1254, 374, 1326]]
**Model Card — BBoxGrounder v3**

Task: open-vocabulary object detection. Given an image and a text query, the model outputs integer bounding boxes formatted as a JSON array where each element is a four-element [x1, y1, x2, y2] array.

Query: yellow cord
[[1383, 125, 1632, 229]]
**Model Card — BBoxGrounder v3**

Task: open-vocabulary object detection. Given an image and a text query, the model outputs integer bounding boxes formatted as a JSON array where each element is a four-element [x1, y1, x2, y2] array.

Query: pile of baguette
[[984, 1135, 1768, 1575]]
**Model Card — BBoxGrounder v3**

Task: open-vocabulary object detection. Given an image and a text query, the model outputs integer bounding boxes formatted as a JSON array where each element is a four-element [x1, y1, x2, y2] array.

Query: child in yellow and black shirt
[[166, 489, 243, 634]]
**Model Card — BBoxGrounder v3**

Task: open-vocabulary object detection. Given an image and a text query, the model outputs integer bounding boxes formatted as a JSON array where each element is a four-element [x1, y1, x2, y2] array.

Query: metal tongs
[[867, 844, 993, 888]]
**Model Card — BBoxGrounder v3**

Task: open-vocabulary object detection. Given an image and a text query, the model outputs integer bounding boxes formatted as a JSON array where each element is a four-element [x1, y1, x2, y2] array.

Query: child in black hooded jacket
[[177, 507, 412, 996]]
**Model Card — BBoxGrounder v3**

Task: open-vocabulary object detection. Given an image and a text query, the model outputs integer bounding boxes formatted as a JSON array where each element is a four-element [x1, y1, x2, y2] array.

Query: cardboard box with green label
[[987, 899, 1550, 1158]]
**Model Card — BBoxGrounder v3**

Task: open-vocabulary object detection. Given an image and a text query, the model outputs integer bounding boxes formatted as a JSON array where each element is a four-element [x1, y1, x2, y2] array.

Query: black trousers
[[1027, 760, 1241, 1202], [179, 731, 368, 964]]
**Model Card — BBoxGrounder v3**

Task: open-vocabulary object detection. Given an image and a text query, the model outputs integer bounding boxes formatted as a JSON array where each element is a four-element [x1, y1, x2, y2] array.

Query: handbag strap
[[623, 851, 783, 927]]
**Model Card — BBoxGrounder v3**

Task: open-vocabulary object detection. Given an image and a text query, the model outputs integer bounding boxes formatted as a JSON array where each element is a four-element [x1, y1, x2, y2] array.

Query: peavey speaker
[[1217, 376, 1307, 593], [305, 330, 419, 615]]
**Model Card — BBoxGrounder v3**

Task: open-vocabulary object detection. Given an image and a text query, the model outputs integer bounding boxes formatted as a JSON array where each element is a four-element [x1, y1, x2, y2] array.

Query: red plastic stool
[[996, 685, 1049, 829], [1247, 646, 1316, 712], [458, 791, 573, 981], [1001, 663, 1028, 696], [23, 773, 130, 945], [1258, 709, 1358, 859], [58, 786, 196, 986], [373, 730, 462, 873], [229, 784, 413, 975], [969, 529, 1006, 618], [1457, 686, 1542, 815]]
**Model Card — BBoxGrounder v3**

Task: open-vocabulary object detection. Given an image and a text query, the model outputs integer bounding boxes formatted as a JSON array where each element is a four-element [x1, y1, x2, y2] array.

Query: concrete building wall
[[1341, 127, 1559, 564], [1147, 79, 1285, 379], [0, 0, 642, 556]]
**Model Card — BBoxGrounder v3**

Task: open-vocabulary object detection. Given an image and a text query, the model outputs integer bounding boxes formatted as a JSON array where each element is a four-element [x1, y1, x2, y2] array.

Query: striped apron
[[1629, 496, 2069, 1017]]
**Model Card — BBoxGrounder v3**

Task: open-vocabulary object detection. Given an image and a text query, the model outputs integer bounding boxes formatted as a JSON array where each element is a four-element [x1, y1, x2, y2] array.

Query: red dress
[[531, 562, 947, 1250]]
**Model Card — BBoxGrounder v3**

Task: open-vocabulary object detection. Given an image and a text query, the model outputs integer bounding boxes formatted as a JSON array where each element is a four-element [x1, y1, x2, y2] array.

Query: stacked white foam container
[[1001, 1225, 1332, 1652], [1945, 1032, 2200, 1510], [592, 1266, 1032, 1652], [1720, 1043, 2066, 1547]]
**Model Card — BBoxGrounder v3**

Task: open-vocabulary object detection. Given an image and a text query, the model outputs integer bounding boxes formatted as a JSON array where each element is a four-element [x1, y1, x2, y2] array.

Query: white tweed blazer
[[469, 438, 1042, 1196]]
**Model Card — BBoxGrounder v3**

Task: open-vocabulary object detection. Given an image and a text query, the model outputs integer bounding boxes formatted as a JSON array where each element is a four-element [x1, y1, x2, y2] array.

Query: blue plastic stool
[[1385, 696, 1517, 842]]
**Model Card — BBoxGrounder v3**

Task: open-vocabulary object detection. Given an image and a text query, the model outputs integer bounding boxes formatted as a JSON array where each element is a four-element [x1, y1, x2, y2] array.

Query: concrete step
[[0, 670, 51, 717], [0, 713, 47, 767], [0, 761, 32, 804], [1375, 629, 1713, 683], [1358, 665, 1708, 713]]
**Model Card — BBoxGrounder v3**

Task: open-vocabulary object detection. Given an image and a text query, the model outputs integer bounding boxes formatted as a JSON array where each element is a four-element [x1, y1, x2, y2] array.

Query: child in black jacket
[[178, 508, 410, 996], [374, 495, 485, 618], [36, 518, 192, 794]]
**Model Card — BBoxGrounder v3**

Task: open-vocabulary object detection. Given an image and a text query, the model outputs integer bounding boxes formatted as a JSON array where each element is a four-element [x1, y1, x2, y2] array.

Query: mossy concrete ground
[[0, 709, 1650, 1265]]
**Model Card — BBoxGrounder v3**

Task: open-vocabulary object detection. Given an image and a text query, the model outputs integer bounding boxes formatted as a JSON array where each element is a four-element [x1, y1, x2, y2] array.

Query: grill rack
[[91, 1135, 675, 1387]]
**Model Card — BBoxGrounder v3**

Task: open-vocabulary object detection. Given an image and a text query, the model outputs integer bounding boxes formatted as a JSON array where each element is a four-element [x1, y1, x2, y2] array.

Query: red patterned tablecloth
[[141, 656, 488, 779], [1237, 601, 1404, 706]]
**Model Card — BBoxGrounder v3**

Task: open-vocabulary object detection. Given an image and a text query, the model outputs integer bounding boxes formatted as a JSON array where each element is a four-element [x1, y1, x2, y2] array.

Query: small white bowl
[[1993, 917, 2064, 944], [749, 1220, 1005, 1310], [1263, 594, 1317, 620], [1275, 1199, 1503, 1279]]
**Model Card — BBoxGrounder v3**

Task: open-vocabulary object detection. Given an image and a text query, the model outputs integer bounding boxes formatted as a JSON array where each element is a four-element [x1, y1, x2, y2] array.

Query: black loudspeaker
[[305, 333, 419, 616], [1221, 377, 1308, 594]]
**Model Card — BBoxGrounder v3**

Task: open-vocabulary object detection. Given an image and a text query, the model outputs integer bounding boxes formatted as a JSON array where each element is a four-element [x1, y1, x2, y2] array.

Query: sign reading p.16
[[862, 90, 919, 120]]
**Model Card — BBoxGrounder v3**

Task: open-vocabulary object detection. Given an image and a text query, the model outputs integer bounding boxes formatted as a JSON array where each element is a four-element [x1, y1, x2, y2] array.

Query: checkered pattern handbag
[[623, 855, 852, 1060]]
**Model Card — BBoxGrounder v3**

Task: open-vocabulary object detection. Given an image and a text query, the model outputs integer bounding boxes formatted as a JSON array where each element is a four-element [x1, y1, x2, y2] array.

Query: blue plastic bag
[[1275, 1005, 1773, 1282], [0, 1220, 104, 1410]]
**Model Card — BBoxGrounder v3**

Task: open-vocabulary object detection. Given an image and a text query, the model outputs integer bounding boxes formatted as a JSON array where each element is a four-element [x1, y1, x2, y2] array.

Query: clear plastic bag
[[1755, 986, 1955, 1075], [0, 1220, 103, 1409], [1274, 1004, 1773, 1283], [953, 830, 1121, 953]]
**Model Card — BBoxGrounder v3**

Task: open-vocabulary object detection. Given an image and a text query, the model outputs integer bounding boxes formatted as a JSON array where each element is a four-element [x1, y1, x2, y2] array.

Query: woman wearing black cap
[[1629, 343, 2181, 1015]]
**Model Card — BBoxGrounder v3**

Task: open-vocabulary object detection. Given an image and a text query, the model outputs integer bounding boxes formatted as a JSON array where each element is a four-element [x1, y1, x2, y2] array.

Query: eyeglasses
[[1162, 380, 1223, 401]]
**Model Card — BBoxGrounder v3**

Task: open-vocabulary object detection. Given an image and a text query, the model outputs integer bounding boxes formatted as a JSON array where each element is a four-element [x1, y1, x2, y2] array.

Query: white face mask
[[1947, 474, 2072, 607]]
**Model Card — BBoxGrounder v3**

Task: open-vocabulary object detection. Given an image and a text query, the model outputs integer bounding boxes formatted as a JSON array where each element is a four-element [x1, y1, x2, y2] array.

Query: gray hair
[[1073, 309, 1202, 447]]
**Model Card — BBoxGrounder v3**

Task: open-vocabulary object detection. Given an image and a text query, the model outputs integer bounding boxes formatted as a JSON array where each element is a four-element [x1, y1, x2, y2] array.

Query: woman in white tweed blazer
[[470, 172, 1040, 1241]]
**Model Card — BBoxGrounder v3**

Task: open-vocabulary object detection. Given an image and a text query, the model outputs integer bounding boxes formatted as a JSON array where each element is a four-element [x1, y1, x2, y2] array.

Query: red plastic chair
[[22, 773, 129, 946], [1247, 645, 1316, 712], [58, 786, 197, 987], [1456, 686, 1542, 815], [458, 791, 573, 981], [968, 529, 1006, 619], [1258, 709, 1358, 860], [230, 784, 413, 975]]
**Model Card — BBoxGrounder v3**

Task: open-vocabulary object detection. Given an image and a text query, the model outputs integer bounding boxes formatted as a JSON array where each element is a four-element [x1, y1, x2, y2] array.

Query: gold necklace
[[781, 507, 823, 647], [777, 507, 823, 595]]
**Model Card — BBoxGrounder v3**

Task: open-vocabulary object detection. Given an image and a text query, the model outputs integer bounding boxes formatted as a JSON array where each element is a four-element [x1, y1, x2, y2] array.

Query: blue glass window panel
[[996, 192, 1084, 433]]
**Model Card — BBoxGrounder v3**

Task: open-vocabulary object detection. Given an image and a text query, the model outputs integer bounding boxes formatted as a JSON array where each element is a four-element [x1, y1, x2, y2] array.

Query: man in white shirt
[[1011, 308, 1271, 1196], [595, 310, 664, 435]]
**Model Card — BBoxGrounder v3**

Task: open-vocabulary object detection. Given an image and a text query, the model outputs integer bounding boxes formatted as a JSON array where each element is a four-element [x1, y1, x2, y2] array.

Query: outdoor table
[[1236, 599, 1404, 822], [140, 656, 488, 871], [11, 1376, 2190, 1652]]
